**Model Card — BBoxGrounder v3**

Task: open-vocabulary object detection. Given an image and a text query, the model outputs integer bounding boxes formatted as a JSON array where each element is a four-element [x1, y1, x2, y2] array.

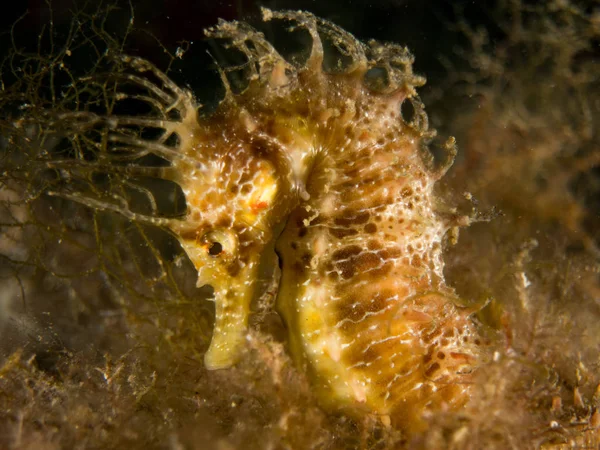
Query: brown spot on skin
[[334, 210, 370, 226], [367, 262, 393, 279], [337, 259, 357, 279], [423, 351, 433, 364], [335, 291, 388, 324], [367, 240, 383, 250], [332, 246, 384, 280], [425, 362, 441, 378], [378, 247, 403, 259], [216, 217, 233, 228], [336, 295, 364, 321], [332, 245, 362, 261], [364, 223, 377, 233], [354, 252, 381, 272], [411, 254, 423, 267], [329, 227, 358, 239]]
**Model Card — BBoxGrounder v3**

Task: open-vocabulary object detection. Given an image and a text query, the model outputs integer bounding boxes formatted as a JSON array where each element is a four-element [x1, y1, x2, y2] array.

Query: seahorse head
[[167, 113, 294, 369]]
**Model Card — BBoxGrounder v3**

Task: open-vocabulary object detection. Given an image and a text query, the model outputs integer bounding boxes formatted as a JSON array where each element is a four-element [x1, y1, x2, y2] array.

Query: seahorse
[[41, 9, 482, 431]]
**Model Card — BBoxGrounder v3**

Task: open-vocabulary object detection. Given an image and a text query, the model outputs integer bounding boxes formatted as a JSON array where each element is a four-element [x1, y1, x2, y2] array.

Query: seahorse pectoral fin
[[200, 264, 258, 370]]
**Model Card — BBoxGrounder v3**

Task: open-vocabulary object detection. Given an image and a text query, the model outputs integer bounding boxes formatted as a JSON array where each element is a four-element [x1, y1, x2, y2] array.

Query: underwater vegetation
[[0, 0, 598, 448]]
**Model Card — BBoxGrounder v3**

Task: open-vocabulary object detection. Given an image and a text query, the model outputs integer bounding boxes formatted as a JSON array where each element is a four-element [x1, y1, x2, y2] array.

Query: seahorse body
[[64, 9, 481, 430], [182, 10, 480, 429]]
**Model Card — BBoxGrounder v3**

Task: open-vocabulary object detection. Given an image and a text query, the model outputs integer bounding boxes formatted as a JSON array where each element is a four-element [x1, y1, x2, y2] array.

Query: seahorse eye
[[207, 241, 223, 256], [201, 229, 238, 258]]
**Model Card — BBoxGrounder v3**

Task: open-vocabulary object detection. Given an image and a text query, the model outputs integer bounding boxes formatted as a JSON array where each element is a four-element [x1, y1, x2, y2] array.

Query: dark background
[[0, 0, 503, 105]]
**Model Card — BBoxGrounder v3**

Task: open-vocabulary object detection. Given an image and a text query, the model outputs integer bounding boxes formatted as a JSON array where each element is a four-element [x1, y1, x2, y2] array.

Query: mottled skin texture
[[100, 9, 483, 430]]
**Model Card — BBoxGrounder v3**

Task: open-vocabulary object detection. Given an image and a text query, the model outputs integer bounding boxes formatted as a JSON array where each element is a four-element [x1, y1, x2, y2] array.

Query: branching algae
[[0, 1, 599, 449]]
